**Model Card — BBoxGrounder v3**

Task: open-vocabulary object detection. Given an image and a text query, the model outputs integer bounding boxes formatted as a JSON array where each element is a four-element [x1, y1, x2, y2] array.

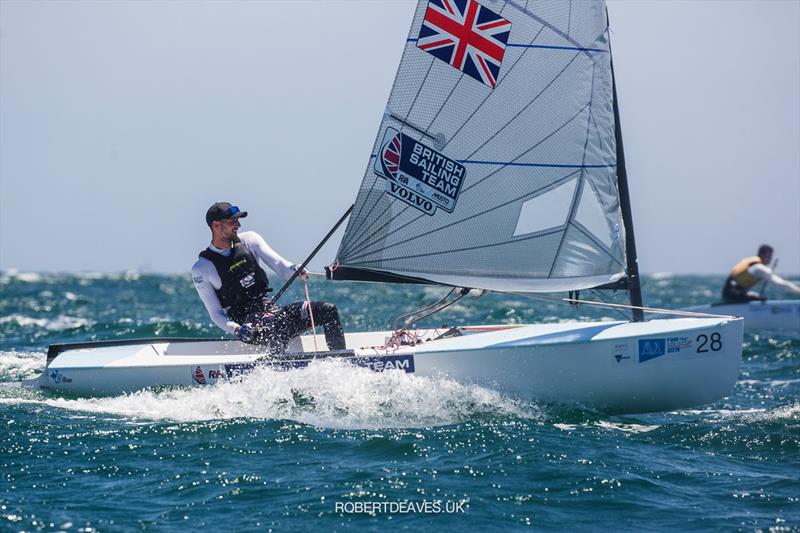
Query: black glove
[[236, 323, 255, 342]]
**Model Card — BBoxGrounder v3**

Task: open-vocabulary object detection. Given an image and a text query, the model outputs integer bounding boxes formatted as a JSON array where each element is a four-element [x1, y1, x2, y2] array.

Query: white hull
[[684, 300, 800, 333], [24, 317, 744, 414]]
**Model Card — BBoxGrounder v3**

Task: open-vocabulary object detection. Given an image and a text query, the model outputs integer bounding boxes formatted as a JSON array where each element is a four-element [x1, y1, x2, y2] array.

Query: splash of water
[[5, 360, 541, 429]]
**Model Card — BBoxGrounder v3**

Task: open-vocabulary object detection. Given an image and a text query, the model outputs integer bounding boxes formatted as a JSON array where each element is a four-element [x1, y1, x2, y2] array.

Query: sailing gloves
[[236, 323, 255, 342]]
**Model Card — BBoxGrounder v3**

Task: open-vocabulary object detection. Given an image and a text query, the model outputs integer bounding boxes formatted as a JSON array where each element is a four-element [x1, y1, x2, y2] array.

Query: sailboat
[[683, 300, 799, 333], [25, 0, 743, 413]]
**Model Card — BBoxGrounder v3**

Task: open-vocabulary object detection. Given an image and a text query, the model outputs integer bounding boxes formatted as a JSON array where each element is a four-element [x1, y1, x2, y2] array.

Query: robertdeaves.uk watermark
[[334, 500, 467, 514]]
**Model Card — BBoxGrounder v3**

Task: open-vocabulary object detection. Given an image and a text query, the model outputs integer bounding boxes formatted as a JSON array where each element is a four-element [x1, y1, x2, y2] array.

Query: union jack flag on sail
[[416, 0, 512, 89]]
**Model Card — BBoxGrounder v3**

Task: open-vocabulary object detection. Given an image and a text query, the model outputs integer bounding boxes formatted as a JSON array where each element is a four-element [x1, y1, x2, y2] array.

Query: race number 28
[[697, 332, 722, 352]]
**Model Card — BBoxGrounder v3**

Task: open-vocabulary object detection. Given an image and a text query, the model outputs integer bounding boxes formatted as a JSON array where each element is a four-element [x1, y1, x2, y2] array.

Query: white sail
[[332, 0, 626, 293]]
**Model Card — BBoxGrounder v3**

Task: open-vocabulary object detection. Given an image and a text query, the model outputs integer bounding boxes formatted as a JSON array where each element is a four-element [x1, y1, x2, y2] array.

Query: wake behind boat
[[25, 317, 741, 414], [25, 0, 744, 413]]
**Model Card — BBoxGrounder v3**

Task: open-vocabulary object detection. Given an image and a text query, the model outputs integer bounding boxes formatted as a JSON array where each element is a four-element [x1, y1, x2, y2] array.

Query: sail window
[[513, 178, 578, 237], [575, 182, 612, 247]]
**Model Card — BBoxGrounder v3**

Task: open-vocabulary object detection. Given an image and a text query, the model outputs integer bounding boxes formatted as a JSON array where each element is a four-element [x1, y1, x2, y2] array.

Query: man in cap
[[721, 244, 800, 303], [192, 202, 346, 353]]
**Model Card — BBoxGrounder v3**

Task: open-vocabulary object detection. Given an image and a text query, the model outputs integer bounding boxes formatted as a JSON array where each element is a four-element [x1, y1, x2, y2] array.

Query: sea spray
[[5, 360, 538, 429]]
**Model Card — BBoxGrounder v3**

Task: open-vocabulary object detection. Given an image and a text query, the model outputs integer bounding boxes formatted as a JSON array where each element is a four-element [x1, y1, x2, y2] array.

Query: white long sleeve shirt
[[748, 263, 800, 294], [192, 231, 297, 334]]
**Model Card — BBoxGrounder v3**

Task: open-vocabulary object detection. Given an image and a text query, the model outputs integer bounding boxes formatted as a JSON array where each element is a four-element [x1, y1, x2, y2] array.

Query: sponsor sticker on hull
[[352, 354, 415, 373], [192, 366, 225, 385], [613, 342, 633, 364], [638, 337, 696, 363], [224, 354, 416, 376], [49, 369, 72, 384], [666, 336, 692, 353], [638, 339, 666, 363]]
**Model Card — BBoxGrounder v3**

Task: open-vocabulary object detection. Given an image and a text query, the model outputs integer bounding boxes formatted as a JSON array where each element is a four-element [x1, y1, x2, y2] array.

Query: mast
[[609, 21, 644, 322]]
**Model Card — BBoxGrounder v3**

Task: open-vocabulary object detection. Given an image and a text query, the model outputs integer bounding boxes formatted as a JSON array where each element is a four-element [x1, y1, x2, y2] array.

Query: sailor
[[721, 244, 800, 303], [192, 202, 346, 353]]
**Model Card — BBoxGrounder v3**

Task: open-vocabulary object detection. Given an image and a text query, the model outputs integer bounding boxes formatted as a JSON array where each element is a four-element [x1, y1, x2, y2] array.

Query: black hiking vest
[[199, 241, 271, 323]]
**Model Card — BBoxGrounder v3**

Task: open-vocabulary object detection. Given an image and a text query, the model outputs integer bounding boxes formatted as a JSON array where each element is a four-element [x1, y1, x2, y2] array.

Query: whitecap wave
[[0, 270, 43, 283], [688, 403, 800, 422], [0, 314, 94, 330], [0, 351, 44, 380], [649, 272, 674, 280], [739, 403, 800, 422], [594, 420, 660, 433]]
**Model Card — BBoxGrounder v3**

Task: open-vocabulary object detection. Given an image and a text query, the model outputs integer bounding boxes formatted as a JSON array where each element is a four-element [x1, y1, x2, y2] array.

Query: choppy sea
[[1, 271, 798, 532]]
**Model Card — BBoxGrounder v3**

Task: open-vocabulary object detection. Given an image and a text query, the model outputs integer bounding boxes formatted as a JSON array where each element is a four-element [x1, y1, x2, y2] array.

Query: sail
[[331, 0, 627, 293]]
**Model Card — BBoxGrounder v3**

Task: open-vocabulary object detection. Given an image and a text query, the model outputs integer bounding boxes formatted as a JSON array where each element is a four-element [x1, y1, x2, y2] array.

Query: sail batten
[[332, 0, 626, 294]]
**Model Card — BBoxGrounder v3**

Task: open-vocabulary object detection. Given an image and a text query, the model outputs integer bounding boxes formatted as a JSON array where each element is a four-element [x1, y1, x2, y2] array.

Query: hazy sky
[[1, 0, 798, 275]]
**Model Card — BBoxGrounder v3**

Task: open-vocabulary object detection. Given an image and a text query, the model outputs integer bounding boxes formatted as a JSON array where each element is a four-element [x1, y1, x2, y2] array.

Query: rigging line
[[383, 289, 467, 350], [347, 225, 564, 265], [344, 100, 591, 261], [302, 278, 320, 353], [587, 289, 631, 321], [345, 51, 438, 253], [344, 170, 579, 264], [569, 220, 626, 269], [548, 62, 597, 278], [519, 292, 735, 320], [393, 288, 456, 332], [401, 289, 468, 331], [342, 56, 438, 258]]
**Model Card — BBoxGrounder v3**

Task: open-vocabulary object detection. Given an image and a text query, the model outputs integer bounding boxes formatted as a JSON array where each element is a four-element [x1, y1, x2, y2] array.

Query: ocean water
[[1, 271, 798, 532]]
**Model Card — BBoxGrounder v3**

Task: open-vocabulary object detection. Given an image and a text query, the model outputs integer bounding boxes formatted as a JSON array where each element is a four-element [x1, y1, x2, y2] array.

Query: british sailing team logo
[[193, 366, 207, 385], [193, 366, 226, 385], [375, 127, 466, 216], [417, 0, 512, 89]]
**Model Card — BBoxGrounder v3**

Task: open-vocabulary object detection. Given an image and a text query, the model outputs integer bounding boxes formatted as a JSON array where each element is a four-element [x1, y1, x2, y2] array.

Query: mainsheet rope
[[302, 278, 320, 352]]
